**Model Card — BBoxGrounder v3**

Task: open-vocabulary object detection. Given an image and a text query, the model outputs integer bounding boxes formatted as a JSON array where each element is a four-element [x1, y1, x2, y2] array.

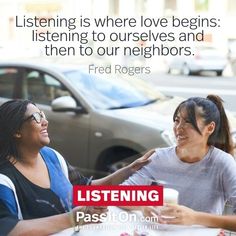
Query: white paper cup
[[163, 188, 179, 204], [157, 188, 179, 221]]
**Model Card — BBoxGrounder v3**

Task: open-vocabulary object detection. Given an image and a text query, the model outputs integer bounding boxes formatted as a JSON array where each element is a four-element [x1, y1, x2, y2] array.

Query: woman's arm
[[9, 212, 71, 236], [92, 149, 154, 185], [159, 204, 236, 231], [8, 205, 108, 236], [194, 212, 236, 231]]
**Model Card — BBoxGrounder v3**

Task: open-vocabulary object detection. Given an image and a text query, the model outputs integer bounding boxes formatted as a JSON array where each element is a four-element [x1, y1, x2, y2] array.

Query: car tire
[[96, 147, 139, 173], [216, 70, 223, 76], [107, 149, 139, 173]]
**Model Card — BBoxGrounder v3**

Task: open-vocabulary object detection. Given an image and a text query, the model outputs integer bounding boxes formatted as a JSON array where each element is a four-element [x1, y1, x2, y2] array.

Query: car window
[[25, 70, 71, 105], [64, 70, 164, 110], [0, 67, 22, 99]]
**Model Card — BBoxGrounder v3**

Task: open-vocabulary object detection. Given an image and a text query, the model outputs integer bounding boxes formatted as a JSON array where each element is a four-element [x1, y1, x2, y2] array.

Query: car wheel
[[96, 147, 139, 173], [182, 64, 191, 76], [216, 70, 223, 76]]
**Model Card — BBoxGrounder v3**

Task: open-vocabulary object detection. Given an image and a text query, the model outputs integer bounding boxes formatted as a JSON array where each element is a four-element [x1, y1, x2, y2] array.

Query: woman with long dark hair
[[122, 95, 236, 231], [0, 99, 152, 235]]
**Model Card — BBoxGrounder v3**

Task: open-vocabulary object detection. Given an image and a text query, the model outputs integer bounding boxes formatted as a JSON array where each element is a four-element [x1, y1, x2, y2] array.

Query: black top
[[0, 147, 88, 235]]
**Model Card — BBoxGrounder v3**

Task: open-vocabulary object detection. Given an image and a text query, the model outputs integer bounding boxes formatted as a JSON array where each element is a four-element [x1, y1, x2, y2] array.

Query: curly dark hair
[[0, 99, 34, 164]]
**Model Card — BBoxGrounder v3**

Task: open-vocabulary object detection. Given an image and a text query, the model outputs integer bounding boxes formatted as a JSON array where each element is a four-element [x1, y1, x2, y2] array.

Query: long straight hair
[[173, 95, 234, 155]]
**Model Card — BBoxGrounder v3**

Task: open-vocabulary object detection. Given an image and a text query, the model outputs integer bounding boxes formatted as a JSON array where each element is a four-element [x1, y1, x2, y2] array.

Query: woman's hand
[[128, 149, 155, 173], [71, 206, 108, 226], [140, 206, 159, 222], [92, 149, 155, 186], [158, 204, 197, 225]]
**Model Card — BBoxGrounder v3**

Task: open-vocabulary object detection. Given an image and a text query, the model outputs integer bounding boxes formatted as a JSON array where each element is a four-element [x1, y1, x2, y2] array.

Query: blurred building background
[[0, 0, 236, 73]]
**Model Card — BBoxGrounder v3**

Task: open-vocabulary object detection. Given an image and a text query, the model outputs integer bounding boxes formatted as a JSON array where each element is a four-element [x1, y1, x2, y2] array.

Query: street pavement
[[141, 72, 236, 114]]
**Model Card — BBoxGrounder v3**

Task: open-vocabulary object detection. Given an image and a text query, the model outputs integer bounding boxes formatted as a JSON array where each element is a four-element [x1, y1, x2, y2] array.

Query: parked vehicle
[[168, 46, 228, 76], [0, 62, 235, 176], [228, 40, 236, 76]]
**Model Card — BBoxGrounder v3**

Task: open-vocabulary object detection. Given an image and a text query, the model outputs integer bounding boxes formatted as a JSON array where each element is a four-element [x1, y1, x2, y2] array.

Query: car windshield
[[63, 70, 166, 110]]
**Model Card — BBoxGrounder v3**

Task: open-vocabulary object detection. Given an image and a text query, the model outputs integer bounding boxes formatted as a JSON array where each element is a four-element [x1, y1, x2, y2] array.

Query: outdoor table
[[53, 206, 221, 236]]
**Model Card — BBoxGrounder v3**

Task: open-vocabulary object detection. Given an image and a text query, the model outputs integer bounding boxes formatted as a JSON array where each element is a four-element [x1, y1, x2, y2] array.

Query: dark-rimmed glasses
[[23, 111, 46, 124]]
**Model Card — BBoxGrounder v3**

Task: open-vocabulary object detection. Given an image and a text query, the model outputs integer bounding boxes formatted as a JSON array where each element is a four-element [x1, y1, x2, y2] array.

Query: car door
[[0, 66, 90, 170], [0, 66, 25, 105]]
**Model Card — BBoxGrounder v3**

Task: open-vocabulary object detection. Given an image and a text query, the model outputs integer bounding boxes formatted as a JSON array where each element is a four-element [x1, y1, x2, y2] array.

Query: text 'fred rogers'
[[73, 185, 163, 206]]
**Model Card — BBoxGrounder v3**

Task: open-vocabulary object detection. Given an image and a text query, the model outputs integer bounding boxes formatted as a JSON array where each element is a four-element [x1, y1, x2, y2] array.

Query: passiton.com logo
[[76, 210, 157, 223]]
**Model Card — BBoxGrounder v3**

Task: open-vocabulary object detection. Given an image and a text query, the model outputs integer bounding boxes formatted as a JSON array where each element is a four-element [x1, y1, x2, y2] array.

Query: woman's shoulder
[[40, 146, 65, 164], [211, 146, 236, 166], [148, 146, 175, 165], [40, 146, 69, 179], [40, 146, 58, 158], [154, 146, 175, 158], [212, 146, 234, 158], [0, 161, 17, 180], [0, 167, 16, 193]]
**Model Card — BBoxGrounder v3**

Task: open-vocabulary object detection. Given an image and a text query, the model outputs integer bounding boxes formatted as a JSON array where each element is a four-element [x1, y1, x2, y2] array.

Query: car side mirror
[[51, 96, 86, 113]]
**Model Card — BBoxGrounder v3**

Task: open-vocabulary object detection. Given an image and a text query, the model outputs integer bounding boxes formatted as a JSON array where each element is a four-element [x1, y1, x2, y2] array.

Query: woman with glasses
[[121, 95, 236, 232], [0, 99, 152, 235]]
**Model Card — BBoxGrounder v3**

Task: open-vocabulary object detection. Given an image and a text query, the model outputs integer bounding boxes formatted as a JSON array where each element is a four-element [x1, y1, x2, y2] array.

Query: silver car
[[168, 46, 228, 76], [0, 62, 235, 176]]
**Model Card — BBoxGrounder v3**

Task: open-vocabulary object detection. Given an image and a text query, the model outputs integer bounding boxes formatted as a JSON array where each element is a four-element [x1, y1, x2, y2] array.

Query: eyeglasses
[[23, 111, 47, 124]]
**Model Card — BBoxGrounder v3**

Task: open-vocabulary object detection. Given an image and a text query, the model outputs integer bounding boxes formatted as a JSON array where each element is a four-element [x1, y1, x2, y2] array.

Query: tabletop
[[53, 206, 221, 236]]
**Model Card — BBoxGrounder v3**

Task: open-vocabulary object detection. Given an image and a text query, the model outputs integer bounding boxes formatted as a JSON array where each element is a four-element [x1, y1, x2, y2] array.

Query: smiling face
[[173, 107, 215, 149], [17, 103, 50, 149]]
